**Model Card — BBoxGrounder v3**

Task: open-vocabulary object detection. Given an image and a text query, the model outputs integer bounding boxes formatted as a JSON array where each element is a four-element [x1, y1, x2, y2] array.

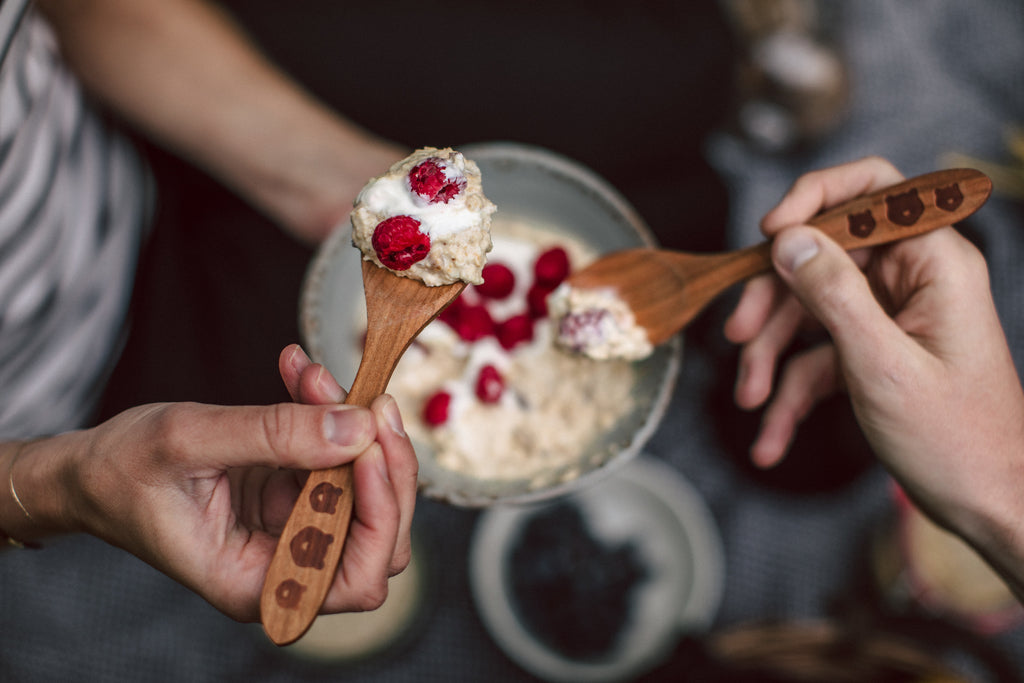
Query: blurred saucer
[[469, 455, 724, 682]]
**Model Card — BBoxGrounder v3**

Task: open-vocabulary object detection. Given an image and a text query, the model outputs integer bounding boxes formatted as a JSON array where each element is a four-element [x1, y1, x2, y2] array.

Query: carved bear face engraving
[[886, 189, 925, 226], [847, 209, 876, 238], [275, 578, 307, 609], [310, 482, 344, 515], [290, 526, 334, 570], [935, 183, 964, 212]]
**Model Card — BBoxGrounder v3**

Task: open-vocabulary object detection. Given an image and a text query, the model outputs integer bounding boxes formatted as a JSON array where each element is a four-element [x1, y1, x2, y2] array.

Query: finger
[[371, 395, 418, 575], [773, 226, 910, 374], [321, 443, 400, 613], [734, 295, 807, 410], [751, 344, 841, 468], [279, 344, 310, 401], [761, 157, 905, 234], [159, 402, 377, 472], [297, 363, 346, 405], [724, 274, 780, 344]]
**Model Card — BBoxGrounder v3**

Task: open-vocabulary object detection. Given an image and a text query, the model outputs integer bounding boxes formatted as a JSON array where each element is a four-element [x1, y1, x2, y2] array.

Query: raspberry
[[526, 283, 553, 319], [408, 158, 466, 204], [438, 294, 466, 327], [496, 314, 534, 350], [558, 309, 608, 351], [534, 246, 570, 287], [450, 303, 495, 342], [475, 364, 505, 403], [423, 391, 451, 426], [475, 263, 516, 299], [372, 215, 430, 270]]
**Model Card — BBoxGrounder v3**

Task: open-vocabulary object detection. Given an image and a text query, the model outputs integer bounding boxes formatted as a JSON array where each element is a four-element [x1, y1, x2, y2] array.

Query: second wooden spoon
[[260, 259, 464, 646], [565, 168, 992, 347]]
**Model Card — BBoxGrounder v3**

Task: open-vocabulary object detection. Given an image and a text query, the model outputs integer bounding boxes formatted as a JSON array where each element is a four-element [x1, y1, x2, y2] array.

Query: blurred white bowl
[[469, 455, 725, 682], [300, 142, 681, 506]]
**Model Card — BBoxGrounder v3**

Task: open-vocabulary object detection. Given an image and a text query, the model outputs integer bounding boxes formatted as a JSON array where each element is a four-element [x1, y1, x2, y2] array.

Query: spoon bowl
[[260, 260, 464, 646], [566, 168, 993, 347]]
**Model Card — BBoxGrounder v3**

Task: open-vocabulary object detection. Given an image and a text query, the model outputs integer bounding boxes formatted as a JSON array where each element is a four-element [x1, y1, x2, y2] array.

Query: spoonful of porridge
[[551, 168, 992, 361]]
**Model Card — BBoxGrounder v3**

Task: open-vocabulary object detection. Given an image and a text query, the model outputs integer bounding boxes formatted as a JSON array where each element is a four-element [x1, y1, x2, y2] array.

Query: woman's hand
[[10, 345, 417, 622]]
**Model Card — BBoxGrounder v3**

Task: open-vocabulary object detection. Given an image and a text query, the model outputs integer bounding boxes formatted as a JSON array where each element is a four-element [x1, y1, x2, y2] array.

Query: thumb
[[771, 226, 900, 371], [164, 402, 378, 472]]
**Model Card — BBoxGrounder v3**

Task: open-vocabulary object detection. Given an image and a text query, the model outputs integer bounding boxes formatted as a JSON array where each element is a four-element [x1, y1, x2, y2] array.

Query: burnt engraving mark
[[886, 189, 925, 226], [847, 209, 876, 238], [290, 526, 334, 570], [310, 482, 344, 515], [274, 578, 307, 609], [934, 183, 964, 212]]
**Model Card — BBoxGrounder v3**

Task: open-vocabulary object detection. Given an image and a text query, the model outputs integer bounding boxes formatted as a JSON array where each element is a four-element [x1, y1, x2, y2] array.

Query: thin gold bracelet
[[3, 441, 40, 549]]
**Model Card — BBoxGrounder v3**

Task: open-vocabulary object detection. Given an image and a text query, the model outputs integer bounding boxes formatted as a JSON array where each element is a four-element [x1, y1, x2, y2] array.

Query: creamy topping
[[351, 147, 495, 286], [549, 284, 653, 361]]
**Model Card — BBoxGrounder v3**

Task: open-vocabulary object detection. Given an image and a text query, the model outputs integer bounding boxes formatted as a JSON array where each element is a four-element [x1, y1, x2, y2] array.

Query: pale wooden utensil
[[566, 168, 992, 347], [261, 259, 464, 646]]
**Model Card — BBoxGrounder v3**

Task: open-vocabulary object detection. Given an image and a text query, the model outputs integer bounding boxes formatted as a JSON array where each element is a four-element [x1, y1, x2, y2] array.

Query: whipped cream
[[351, 147, 495, 286]]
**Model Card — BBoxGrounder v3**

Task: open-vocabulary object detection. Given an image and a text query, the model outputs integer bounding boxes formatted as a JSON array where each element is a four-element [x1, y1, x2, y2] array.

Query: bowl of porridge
[[300, 142, 681, 506]]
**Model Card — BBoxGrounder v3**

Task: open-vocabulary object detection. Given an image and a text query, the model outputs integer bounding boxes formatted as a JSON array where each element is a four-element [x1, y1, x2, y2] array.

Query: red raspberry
[[558, 309, 608, 351], [496, 314, 534, 350], [475, 364, 505, 403], [451, 303, 494, 342], [408, 158, 467, 204], [475, 263, 516, 299], [372, 215, 430, 270], [438, 294, 466, 327], [534, 246, 570, 287], [526, 283, 553, 318], [422, 391, 451, 426]]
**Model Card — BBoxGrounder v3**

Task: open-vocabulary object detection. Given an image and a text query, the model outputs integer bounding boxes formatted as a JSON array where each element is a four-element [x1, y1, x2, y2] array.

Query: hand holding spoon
[[564, 168, 992, 348], [260, 259, 464, 646]]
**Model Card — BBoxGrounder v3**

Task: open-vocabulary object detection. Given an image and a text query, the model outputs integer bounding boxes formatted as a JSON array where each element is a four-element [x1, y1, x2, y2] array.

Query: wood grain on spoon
[[566, 168, 993, 347], [260, 259, 464, 646]]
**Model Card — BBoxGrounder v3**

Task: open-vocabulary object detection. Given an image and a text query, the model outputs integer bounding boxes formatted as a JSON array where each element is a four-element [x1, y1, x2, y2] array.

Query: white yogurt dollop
[[351, 147, 495, 286]]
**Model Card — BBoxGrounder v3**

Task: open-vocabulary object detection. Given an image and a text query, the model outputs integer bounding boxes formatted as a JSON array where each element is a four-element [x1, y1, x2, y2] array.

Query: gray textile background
[[2, 1, 1024, 681]]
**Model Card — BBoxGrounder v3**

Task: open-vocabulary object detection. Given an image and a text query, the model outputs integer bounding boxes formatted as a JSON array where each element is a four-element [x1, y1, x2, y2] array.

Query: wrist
[[1, 433, 86, 543]]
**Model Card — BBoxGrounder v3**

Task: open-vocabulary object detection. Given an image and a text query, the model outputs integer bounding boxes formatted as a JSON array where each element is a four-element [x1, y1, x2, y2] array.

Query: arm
[[36, 0, 404, 243], [725, 156, 1024, 600], [0, 345, 417, 620]]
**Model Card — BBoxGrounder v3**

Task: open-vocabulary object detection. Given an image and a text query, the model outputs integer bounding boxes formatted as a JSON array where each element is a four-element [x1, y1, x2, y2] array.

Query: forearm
[[37, 0, 403, 242]]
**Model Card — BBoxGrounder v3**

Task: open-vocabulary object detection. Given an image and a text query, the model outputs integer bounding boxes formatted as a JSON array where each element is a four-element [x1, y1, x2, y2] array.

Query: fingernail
[[382, 396, 406, 437], [288, 345, 311, 374], [314, 365, 345, 403], [324, 408, 371, 447], [776, 231, 820, 273]]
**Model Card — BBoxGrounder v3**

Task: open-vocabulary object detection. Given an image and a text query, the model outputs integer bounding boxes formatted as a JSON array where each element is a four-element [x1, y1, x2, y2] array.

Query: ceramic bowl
[[300, 142, 681, 506]]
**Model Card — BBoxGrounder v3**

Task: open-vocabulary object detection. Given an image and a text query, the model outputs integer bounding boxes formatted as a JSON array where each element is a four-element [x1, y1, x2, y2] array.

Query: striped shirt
[[0, 4, 152, 438]]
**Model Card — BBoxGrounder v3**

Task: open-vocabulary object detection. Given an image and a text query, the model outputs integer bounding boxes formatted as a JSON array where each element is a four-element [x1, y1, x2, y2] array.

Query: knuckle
[[389, 547, 412, 577], [354, 582, 389, 612], [148, 402, 200, 460], [261, 403, 300, 458]]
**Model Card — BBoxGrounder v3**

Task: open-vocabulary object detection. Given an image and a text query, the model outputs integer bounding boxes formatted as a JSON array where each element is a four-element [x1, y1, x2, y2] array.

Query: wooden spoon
[[260, 259, 464, 646], [565, 168, 992, 347]]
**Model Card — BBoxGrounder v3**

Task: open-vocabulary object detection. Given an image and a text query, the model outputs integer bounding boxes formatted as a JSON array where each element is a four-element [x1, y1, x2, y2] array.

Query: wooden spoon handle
[[719, 168, 992, 290], [259, 353, 390, 646], [805, 167, 992, 249]]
